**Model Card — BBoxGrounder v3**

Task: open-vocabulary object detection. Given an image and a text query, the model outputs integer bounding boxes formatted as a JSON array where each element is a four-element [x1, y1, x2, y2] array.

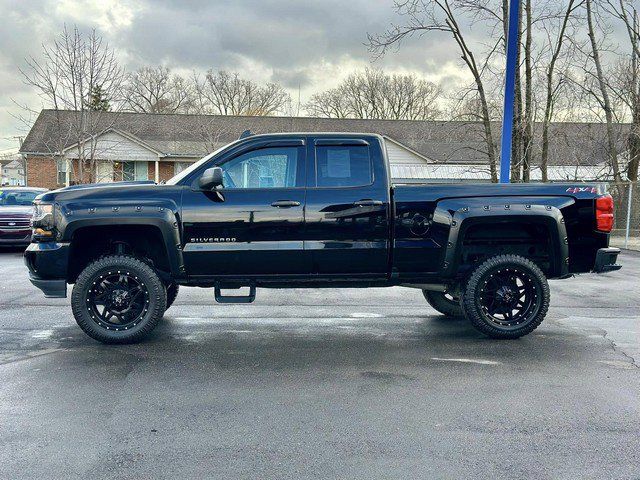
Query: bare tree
[[305, 68, 442, 120], [124, 66, 194, 114], [368, 0, 499, 182], [540, 0, 583, 181], [583, 0, 622, 181], [305, 89, 353, 118], [192, 70, 290, 116], [19, 25, 125, 184], [605, 0, 639, 181]]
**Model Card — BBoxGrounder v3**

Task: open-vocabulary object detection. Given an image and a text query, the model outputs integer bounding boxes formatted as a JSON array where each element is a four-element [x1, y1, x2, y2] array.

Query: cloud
[[0, 0, 631, 153]]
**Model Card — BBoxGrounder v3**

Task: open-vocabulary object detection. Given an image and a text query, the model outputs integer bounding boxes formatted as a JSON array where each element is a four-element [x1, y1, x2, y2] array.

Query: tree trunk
[[511, 0, 524, 182], [586, 0, 622, 181], [522, 0, 533, 182]]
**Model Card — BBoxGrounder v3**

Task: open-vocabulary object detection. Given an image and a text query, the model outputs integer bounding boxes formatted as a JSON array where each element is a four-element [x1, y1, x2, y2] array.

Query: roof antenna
[[239, 129, 252, 139]]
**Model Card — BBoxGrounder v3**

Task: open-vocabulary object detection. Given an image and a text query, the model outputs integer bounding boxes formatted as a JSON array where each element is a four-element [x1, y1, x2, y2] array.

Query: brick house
[[19, 109, 626, 190]]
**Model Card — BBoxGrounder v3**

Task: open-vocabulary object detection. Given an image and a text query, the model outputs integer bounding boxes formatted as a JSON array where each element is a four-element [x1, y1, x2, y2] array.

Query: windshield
[[165, 139, 243, 185], [0, 189, 40, 206]]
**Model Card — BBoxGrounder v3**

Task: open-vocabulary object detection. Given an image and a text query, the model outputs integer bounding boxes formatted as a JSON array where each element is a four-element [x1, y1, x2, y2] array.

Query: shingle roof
[[19, 109, 631, 166]]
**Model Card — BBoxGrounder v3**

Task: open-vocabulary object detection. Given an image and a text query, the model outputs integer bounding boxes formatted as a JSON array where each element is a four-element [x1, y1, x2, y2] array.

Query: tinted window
[[316, 145, 372, 187], [0, 190, 40, 206], [221, 147, 303, 189]]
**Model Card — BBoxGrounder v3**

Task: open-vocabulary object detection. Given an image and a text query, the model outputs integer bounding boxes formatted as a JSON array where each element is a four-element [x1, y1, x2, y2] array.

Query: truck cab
[[25, 132, 620, 344]]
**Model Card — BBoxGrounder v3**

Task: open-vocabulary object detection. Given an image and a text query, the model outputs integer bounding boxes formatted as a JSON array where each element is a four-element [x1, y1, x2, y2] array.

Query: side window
[[315, 145, 372, 187], [220, 146, 303, 189]]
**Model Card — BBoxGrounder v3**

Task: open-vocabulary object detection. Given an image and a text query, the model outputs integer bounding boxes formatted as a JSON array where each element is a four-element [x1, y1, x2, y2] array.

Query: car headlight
[[31, 202, 56, 239], [32, 203, 54, 223]]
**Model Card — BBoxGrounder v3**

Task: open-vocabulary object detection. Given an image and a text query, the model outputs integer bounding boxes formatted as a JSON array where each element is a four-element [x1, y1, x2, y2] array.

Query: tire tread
[[71, 254, 166, 344], [461, 254, 550, 339]]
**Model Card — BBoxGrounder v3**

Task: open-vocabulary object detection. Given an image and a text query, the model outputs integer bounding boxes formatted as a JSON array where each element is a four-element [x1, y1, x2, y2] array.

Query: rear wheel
[[461, 254, 550, 339], [423, 290, 463, 317], [71, 255, 166, 344]]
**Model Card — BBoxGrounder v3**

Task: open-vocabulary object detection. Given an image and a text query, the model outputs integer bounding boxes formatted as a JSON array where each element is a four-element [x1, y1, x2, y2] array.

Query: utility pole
[[499, 0, 521, 183]]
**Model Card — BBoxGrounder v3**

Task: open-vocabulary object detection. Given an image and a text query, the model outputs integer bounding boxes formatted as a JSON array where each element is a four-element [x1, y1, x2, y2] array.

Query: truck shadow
[[32, 312, 591, 375]]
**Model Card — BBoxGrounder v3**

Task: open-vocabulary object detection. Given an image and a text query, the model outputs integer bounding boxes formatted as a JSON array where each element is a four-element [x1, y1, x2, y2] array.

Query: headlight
[[31, 202, 56, 239], [32, 203, 54, 223]]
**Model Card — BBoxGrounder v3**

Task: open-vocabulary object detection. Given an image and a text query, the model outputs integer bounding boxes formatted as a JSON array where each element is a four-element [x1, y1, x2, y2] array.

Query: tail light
[[595, 194, 614, 232]]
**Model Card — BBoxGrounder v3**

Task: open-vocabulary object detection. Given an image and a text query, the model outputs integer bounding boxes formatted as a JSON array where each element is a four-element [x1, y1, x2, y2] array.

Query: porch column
[[65, 157, 71, 187], [155, 159, 160, 183]]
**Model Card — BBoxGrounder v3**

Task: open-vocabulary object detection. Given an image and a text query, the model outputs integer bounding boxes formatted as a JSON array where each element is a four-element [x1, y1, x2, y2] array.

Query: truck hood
[[36, 180, 159, 203]]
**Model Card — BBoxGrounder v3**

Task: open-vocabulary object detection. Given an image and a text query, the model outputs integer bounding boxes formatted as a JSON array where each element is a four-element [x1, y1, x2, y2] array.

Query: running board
[[214, 286, 256, 304]]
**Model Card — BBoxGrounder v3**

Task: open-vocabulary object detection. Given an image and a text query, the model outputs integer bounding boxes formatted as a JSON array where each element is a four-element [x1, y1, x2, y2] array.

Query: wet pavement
[[0, 247, 638, 479]]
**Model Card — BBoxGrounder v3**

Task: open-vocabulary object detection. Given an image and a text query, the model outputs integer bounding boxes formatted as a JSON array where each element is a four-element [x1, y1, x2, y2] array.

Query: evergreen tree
[[87, 84, 110, 111]]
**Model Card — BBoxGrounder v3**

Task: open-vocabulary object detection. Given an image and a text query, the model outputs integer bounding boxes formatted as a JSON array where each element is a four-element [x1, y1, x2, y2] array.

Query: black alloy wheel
[[461, 255, 550, 339], [86, 272, 150, 331], [71, 255, 166, 344]]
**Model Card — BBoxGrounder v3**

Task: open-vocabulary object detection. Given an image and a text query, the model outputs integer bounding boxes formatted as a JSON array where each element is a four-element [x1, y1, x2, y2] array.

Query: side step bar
[[214, 285, 256, 304]]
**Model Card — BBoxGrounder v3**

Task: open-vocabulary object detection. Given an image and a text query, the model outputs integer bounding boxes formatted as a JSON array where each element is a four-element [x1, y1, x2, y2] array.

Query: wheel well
[[67, 225, 171, 282], [457, 221, 556, 277]]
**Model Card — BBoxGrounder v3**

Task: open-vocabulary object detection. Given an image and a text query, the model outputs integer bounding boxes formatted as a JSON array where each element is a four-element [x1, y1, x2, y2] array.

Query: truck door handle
[[353, 199, 383, 207], [271, 200, 301, 208]]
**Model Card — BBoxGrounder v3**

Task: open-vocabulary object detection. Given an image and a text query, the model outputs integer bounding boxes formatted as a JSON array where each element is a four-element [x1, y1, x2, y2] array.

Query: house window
[[122, 161, 148, 181], [174, 162, 192, 175], [56, 159, 68, 185]]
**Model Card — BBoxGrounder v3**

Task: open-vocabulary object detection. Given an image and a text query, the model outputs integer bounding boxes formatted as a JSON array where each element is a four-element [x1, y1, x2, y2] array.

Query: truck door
[[304, 136, 391, 276], [181, 139, 308, 277]]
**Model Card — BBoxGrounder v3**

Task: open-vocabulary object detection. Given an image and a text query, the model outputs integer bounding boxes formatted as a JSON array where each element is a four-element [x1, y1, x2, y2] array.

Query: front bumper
[[0, 228, 31, 246], [593, 247, 622, 273], [29, 275, 67, 298], [24, 242, 70, 298]]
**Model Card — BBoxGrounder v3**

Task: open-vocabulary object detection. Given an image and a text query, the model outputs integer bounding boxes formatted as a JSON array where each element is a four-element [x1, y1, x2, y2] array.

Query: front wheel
[[461, 254, 550, 339], [71, 254, 167, 344]]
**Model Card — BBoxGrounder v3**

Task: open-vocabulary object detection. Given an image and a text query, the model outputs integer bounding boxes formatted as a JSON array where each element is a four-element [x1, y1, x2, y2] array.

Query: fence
[[608, 181, 640, 251]]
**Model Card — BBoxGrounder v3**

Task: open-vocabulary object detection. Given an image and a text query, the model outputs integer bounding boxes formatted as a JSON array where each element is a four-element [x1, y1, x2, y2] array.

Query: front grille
[[0, 218, 31, 229]]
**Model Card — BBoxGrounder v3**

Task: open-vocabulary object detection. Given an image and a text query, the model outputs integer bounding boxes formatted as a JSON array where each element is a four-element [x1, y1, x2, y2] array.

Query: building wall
[[26, 156, 59, 190], [385, 139, 431, 165], [64, 131, 159, 162]]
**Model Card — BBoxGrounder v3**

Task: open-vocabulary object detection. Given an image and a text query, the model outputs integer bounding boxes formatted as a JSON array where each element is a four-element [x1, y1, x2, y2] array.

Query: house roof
[[3, 159, 23, 169], [19, 109, 631, 167]]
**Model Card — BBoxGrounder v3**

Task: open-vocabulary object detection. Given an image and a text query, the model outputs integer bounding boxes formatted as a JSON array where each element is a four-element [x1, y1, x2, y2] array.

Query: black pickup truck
[[25, 133, 621, 343]]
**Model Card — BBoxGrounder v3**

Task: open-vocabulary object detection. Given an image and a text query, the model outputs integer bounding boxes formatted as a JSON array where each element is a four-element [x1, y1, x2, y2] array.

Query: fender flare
[[59, 201, 184, 277], [436, 198, 571, 279]]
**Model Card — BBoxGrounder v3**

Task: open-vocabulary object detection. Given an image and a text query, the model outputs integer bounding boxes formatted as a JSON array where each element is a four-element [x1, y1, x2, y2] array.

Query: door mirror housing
[[198, 167, 223, 190]]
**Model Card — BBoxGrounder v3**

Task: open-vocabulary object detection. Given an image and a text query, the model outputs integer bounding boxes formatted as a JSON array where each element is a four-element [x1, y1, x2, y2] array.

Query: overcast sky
[[0, 0, 629, 155], [0, 0, 477, 154]]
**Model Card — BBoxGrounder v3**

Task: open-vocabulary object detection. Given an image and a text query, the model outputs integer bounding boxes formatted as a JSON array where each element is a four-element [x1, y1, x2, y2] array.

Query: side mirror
[[198, 167, 223, 190]]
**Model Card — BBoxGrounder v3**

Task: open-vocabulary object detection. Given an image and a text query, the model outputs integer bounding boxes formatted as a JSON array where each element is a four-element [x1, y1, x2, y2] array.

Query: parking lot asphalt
[[0, 248, 638, 479]]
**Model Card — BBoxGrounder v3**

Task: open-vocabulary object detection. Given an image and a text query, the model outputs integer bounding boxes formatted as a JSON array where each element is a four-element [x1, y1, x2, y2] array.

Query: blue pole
[[499, 0, 521, 184]]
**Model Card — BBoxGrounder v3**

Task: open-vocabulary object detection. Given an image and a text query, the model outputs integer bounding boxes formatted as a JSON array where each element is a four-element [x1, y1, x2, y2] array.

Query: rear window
[[315, 145, 372, 187], [0, 190, 40, 206]]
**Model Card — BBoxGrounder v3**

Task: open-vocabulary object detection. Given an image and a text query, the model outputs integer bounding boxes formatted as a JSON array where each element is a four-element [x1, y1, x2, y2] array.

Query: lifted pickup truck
[[25, 133, 621, 343]]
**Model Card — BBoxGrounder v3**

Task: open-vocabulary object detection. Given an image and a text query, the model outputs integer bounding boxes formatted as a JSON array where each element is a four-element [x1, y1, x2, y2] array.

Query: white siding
[[96, 161, 114, 183], [385, 139, 429, 165], [391, 163, 608, 183], [65, 131, 158, 162]]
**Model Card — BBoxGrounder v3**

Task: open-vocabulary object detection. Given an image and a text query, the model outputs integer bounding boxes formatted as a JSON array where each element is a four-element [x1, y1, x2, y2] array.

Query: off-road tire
[[71, 254, 166, 344], [166, 282, 179, 310], [461, 254, 550, 339], [423, 290, 463, 317]]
